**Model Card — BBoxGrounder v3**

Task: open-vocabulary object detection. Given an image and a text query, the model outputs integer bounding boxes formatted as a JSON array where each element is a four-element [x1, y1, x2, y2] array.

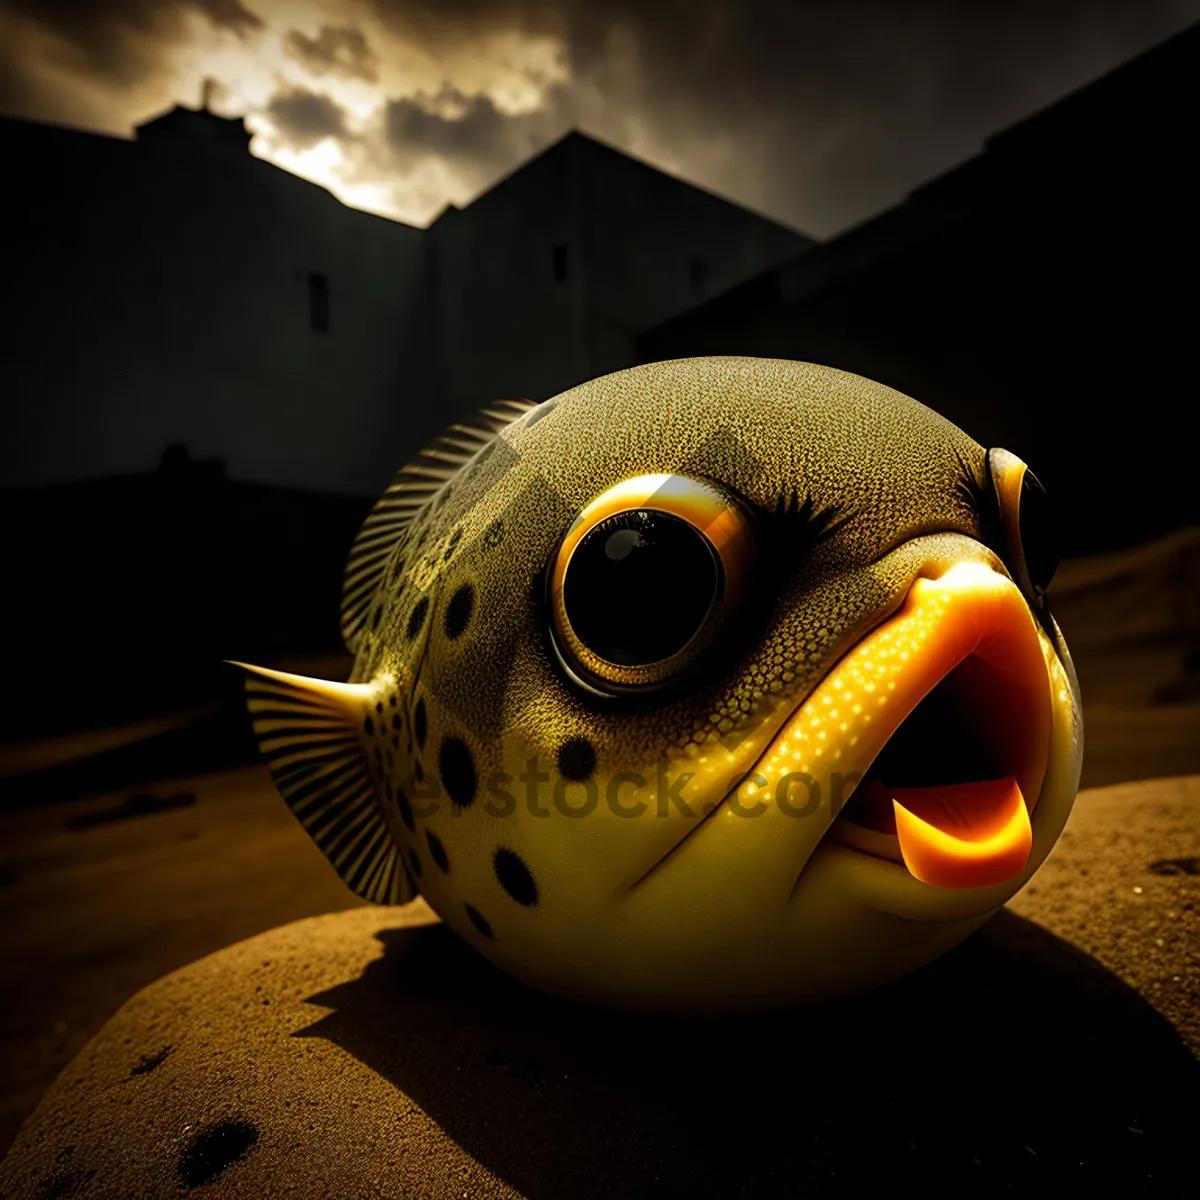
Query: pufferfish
[[235, 357, 1083, 1010]]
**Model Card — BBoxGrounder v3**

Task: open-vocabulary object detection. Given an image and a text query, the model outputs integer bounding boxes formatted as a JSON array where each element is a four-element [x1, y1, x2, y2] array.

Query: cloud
[[193, 0, 261, 36], [267, 85, 348, 146], [0, 0, 259, 83], [382, 85, 563, 169], [284, 24, 378, 82], [0, 0, 261, 133], [2, 0, 1199, 234], [538, 0, 1200, 234], [246, 5, 575, 223], [250, 83, 570, 227], [309, 0, 1200, 233]]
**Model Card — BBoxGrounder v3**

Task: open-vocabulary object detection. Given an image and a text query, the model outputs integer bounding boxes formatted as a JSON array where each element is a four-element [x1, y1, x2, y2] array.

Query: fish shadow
[[297, 911, 1197, 1197]]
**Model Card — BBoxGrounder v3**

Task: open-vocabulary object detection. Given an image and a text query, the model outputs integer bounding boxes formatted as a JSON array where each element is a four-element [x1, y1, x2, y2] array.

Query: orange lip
[[888, 777, 1033, 888], [750, 560, 1052, 890]]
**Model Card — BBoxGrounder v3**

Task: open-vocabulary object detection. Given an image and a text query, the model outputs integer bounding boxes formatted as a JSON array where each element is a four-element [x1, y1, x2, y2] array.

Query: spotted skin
[[240, 357, 1083, 1010]]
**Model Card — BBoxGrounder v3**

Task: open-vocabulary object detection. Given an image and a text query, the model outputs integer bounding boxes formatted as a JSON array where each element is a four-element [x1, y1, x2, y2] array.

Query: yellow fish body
[[237, 357, 1083, 1009]]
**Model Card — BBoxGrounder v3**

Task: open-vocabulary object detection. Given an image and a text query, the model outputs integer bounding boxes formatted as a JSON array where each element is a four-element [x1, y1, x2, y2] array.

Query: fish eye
[[985, 448, 1061, 611], [549, 474, 757, 692]]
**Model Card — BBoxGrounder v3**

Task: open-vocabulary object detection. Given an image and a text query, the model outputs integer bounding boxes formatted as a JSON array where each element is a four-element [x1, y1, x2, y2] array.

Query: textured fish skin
[[240, 356, 1083, 1010]]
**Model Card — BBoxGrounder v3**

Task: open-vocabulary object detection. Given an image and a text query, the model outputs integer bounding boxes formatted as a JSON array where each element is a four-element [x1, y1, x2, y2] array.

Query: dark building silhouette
[[0, 106, 808, 497], [640, 22, 1200, 558], [0, 104, 808, 737], [432, 131, 813, 420], [1, 106, 431, 499]]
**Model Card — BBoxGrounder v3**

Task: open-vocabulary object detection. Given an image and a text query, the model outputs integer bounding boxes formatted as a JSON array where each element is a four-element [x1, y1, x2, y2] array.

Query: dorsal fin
[[341, 398, 538, 652], [231, 661, 415, 905]]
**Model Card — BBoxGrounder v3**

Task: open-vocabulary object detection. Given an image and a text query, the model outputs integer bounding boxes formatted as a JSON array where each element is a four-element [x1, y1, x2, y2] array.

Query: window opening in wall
[[309, 272, 330, 333], [552, 244, 569, 283]]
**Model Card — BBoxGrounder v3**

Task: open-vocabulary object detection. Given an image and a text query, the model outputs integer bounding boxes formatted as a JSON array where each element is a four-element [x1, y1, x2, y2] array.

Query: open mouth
[[754, 560, 1053, 891], [828, 652, 1041, 888]]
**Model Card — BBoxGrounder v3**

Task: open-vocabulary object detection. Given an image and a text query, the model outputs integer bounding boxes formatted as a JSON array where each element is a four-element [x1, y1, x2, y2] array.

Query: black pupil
[[563, 510, 720, 666], [1020, 470, 1060, 591]]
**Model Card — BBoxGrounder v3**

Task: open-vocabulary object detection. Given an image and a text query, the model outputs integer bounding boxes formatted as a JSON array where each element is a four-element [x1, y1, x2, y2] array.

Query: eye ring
[[985, 448, 1061, 611], [549, 474, 757, 693]]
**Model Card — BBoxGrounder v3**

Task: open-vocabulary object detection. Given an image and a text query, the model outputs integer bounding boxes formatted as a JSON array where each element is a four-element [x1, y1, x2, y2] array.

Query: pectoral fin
[[230, 661, 415, 905]]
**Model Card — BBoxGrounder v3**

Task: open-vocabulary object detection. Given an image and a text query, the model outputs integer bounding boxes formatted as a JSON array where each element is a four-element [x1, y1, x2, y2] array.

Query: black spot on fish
[[375, 701, 383, 715], [483, 519, 505, 549], [444, 527, 463, 562], [444, 584, 474, 639], [557, 737, 596, 782], [465, 904, 493, 938], [427, 830, 450, 873], [407, 596, 429, 639], [407, 848, 423, 877], [364, 716, 375, 737], [389, 692, 397, 707], [494, 848, 538, 906], [414, 698, 427, 748], [391, 713, 402, 731], [440, 737, 477, 808], [396, 788, 415, 832], [177, 1121, 258, 1189]]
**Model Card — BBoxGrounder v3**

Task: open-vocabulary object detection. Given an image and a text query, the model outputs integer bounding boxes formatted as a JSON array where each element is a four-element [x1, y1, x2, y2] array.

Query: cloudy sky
[[1, 0, 1197, 237]]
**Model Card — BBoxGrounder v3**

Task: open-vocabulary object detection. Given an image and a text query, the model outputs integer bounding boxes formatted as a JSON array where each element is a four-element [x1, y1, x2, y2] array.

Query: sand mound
[[2, 777, 1197, 1198], [1049, 525, 1200, 649]]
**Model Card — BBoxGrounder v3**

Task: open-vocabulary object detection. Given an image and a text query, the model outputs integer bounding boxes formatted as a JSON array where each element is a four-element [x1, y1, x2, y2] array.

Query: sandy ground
[[0, 763, 366, 1158], [0, 708, 216, 781], [1, 686, 1197, 1163], [0, 775, 1196, 1198]]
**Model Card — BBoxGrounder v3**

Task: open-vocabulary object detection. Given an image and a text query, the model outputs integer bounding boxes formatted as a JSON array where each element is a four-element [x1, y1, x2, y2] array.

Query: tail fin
[[230, 662, 416, 905]]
